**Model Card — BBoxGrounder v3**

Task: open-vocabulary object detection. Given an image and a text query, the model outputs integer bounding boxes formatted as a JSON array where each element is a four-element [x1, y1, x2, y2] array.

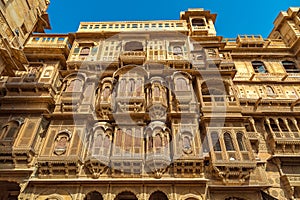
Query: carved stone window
[[266, 86, 275, 96], [92, 127, 111, 156], [80, 47, 90, 56], [149, 191, 168, 200], [128, 79, 135, 95], [269, 118, 279, 132], [252, 61, 268, 73], [115, 191, 138, 200], [24, 66, 40, 82], [224, 132, 235, 151], [84, 191, 103, 200], [182, 133, 193, 154], [287, 118, 298, 132], [278, 118, 288, 132], [154, 134, 162, 152], [173, 46, 183, 55], [0, 120, 22, 142], [176, 78, 188, 91], [65, 79, 83, 92], [54, 131, 71, 156], [136, 79, 142, 96], [153, 85, 160, 97], [102, 86, 111, 101], [124, 41, 143, 51], [236, 132, 246, 151], [119, 79, 126, 96], [211, 131, 221, 151]]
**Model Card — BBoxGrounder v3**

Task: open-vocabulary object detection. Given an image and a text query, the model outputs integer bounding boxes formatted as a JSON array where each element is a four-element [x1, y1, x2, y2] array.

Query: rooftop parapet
[[77, 20, 188, 33]]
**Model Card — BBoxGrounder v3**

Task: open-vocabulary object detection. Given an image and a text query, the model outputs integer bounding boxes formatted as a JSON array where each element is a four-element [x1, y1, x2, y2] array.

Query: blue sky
[[46, 0, 299, 38]]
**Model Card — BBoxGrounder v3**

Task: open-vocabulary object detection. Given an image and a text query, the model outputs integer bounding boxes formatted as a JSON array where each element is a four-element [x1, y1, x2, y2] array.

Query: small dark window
[[192, 18, 206, 27], [173, 46, 182, 55], [80, 47, 90, 56], [269, 118, 279, 132], [237, 133, 246, 151], [124, 41, 143, 51], [266, 86, 275, 96], [282, 61, 299, 73], [224, 132, 235, 151], [149, 191, 168, 200], [1, 121, 20, 141], [278, 118, 288, 132], [21, 23, 28, 35], [84, 191, 103, 200], [211, 132, 221, 151], [287, 118, 298, 132], [252, 61, 268, 73]]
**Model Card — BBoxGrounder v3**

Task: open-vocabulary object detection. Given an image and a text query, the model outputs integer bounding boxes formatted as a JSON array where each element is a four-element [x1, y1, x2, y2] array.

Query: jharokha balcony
[[119, 51, 146, 65]]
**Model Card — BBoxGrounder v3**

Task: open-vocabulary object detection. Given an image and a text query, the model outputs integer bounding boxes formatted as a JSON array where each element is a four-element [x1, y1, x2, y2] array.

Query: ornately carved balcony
[[119, 51, 146, 65], [24, 34, 71, 64], [269, 131, 300, 155], [115, 91, 145, 113], [201, 95, 241, 113], [145, 122, 171, 178], [210, 151, 257, 185], [37, 129, 84, 178], [236, 35, 265, 47], [0, 74, 57, 113], [59, 91, 83, 112]]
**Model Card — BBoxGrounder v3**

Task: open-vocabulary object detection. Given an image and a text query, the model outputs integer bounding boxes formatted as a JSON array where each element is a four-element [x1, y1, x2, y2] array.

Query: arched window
[[84, 191, 103, 200], [125, 129, 133, 147], [224, 132, 235, 151], [54, 131, 71, 156], [287, 118, 298, 132], [278, 118, 288, 132], [124, 41, 143, 51], [269, 118, 279, 132], [119, 79, 126, 95], [102, 86, 111, 101], [149, 191, 168, 200], [136, 79, 142, 96], [0, 121, 21, 141], [192, 18, 206, 27], [80, 47, 90, 56], [282, 61, 299, 73], [154, 134, 162, 149], [183, 136, 191, 149], [173, 46, 182, 55], [211, 131, 221, 151], [176, 78, 188, 91], [115, 129, 122, 147], [128, 79, 135, 94], [92, 131, 103, 156], [91, 128, 111, 156], [66, 79, 83, 92], [252, 61, 268, 73], [115, 191, 137, 200], [236, 133, 246, 151], [153, 86, 160, 97], [266, 86, 275, 96]]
